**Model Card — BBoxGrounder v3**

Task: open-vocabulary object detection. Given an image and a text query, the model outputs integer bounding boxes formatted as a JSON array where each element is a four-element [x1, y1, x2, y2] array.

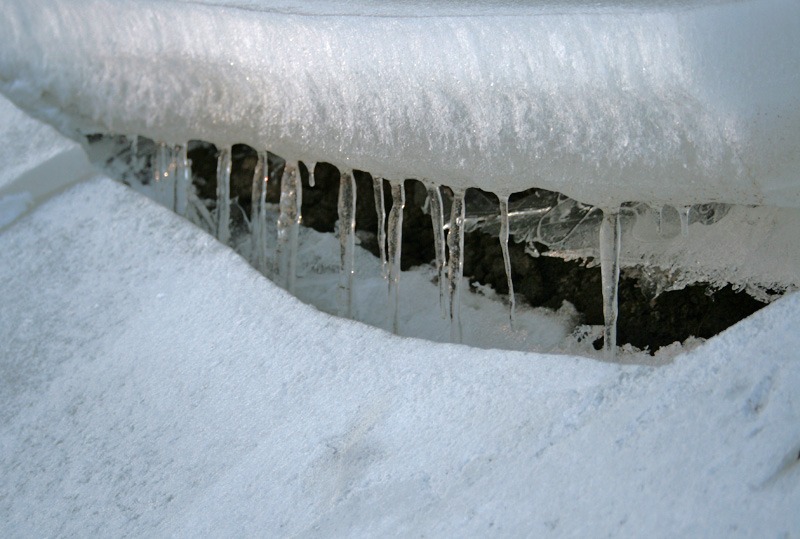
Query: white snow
[[1, 0, 798, 208], [1, 174, 798, 537]]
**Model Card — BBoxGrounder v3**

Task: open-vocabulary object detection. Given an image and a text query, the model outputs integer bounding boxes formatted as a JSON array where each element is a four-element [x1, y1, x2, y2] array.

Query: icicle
[[131, 135, 139, 157], [215, 146, 232, 244], [600, 208, 622, 361], [447, 189, 466, 344], [679, 205, 691, 236], [153, 142, 172, 207], [373, 176, 388, 278], [425, 182, 448, 319], [307, 161, 316, 187], [337, 170, 357, 318], [251, 150, 268, 274], [387, 180, 405, 333], [174, 143, 190, 216], [499, 195, 516, 329], [277, 161, 301, 292]]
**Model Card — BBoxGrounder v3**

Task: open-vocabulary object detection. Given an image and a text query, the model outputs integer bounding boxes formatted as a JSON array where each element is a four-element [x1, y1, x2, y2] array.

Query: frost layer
[[1, 0, 799, 208]]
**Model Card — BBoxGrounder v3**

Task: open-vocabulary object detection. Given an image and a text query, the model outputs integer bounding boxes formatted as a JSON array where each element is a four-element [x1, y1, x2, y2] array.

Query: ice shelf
[[1, 0, 798, 209]]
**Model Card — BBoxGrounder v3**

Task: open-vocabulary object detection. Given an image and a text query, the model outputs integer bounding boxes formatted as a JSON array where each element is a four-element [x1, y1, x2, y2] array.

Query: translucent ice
[[387, 180, 405, 333]]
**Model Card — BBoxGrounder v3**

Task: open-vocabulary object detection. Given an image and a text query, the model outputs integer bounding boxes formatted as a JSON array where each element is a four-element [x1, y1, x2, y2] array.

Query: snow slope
[[1, 175, 798, 537], [1, 0, 799, 207]]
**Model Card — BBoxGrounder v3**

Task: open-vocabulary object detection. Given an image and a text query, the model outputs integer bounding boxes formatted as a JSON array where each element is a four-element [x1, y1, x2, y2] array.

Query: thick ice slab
[[1, 177, 798, 536], [1, 0, 798, 208]]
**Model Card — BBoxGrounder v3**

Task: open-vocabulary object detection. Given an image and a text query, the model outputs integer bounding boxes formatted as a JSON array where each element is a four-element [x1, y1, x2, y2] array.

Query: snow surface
[[1, 0, 799, 208], [1, 174, 799, 537]]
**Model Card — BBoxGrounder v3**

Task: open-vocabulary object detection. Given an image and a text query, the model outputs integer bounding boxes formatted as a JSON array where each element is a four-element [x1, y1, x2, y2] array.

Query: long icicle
[[373, 176, 388, 278], [251, 150, 268, 274], [600, 208, 622, 361], [425, 181, 448, 319], [499, 195, 516, 329], [216, 145, 232, 245], [447, 189, 466, 344], [277, 161, 301, 292], [175, 143, 190, 217], [337, 169, 357, 318], [387, 180, 405, 333]]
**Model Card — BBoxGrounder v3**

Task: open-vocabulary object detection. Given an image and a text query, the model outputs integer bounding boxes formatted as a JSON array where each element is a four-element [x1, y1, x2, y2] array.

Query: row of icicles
[[142, 137, 685, 362]]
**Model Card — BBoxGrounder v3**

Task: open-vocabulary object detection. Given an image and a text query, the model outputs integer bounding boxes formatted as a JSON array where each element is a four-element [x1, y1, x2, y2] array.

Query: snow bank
[[1, 176, 798, 536], [0, 94, 94, 230], [1, 0, 798, 208]]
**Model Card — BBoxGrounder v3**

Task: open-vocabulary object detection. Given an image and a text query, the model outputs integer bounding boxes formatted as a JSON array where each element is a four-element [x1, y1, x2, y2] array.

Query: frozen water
[[215, 146, 232, 245], [425, 181, 448, 319], [498, 195, 516, 328], [387, 180, 405, 334], [447, 190, 466, 343], [337, 169, 356, 318], [372, 176, 387, 279], [276, 160, 301, 292], [1, 176, 798, 536], [600, 209, 622, 360], [251, 150, 269, 273]]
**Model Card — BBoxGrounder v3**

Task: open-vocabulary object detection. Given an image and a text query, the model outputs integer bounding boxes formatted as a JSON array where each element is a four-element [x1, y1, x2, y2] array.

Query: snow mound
[[1, 0, 799, 208], [1, 176, 798, 536]]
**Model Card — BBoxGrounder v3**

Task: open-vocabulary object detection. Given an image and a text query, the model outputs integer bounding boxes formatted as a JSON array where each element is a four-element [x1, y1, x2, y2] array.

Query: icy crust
[[1, 177, 799, 536], [1, 0, 799, 209]]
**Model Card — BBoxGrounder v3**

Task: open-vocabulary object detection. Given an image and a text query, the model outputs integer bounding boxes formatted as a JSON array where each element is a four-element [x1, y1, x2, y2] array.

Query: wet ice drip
[[175, 143, 190, 217], [277, 161, 301, 292], [425, 182, 448, 319], [337, 169, 357, 318], [373, 177, 388, 278], [447, 190, 466, 344], [306, 161, 316, 188], [387, 180, 405, 333], [499, 195, 516, 328], [600, 209, 622, 361], [251, 150, 268, 274], [215, 146, 232, 245]]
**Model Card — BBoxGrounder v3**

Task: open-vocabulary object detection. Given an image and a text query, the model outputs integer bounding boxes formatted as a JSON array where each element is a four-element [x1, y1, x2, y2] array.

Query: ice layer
[[0, 0, 798, 208]]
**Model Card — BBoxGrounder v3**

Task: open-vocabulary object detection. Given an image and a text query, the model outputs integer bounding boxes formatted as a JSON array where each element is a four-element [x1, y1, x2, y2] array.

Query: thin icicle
[[387, 180, 405, 334], [447, 189, 466, 344], [131, 135, 139, 157], [337, 170, 357, 318], [373, 176, 388, 278], [600, 208, 622, 361], [499, 195, 516, 329], [679, 205, 691, 236], [251, 150, 268, 274], [216, 146, 232, 245], [425, 182, 447, 319], [277, 161, 301, 292], [174, 143, 190, 216]]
